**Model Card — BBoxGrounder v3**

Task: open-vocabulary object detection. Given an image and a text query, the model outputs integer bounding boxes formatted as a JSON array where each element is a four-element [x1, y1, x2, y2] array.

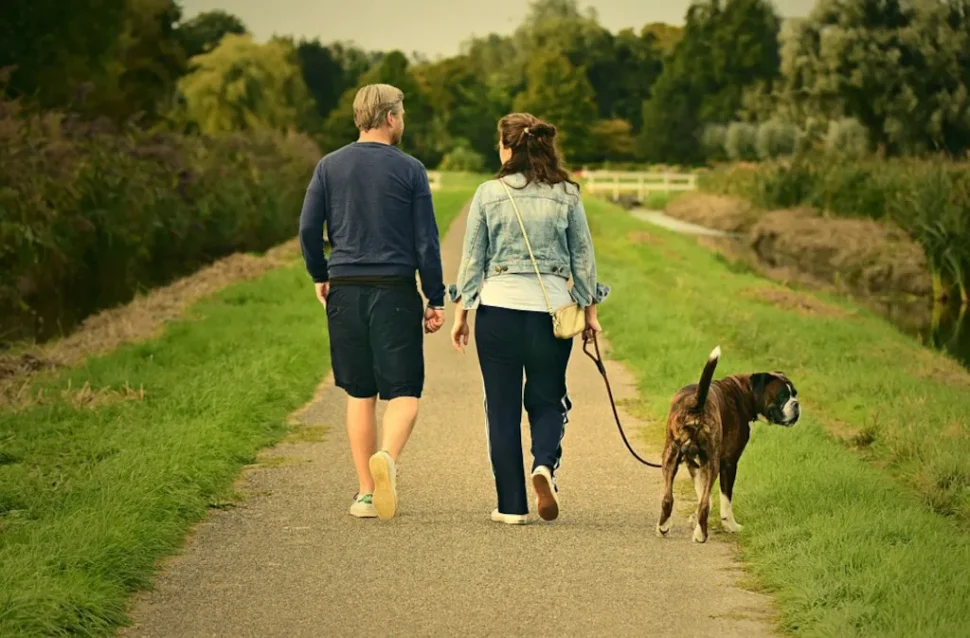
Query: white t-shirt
[[479, 273, 573, 313]]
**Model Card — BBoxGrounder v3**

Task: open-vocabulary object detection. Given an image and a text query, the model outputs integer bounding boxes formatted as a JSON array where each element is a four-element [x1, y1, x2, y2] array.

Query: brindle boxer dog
[[655, 346, 800, 543]]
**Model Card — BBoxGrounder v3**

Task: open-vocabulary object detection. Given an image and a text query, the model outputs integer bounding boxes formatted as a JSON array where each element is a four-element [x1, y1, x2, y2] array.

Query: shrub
[[439, 143, 486, 173], [0, 97, 318, 343], [724, 122, 759, 161]]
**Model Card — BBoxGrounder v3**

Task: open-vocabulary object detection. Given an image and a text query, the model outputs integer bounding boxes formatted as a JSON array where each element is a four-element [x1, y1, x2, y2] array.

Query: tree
[[513, 50, 598, 164], [775, 0, 970, 155], [641, 22, 684, 55], [94, 0, 186, 121], [589, 119, 637, 162], [413, 55, 505, 169], [0, 0, 128, 108], [176, 10, 246, 59], [177, 34, 314, 134], [639, 0, 781, 164]]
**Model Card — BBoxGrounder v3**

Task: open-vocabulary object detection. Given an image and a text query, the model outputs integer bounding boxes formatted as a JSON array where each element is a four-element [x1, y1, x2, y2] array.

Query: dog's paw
[[692, 525, 708, 543], [721, 517, 743, 533], [656, 520, 671, 537]]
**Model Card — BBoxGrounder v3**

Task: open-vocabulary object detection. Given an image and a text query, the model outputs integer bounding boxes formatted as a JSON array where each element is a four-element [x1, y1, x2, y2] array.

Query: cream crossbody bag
[[499, 179, 587, 340]]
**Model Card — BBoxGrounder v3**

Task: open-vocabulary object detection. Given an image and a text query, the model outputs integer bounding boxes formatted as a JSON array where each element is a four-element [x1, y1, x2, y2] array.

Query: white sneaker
[[490, 509, 528, 525], [349, 493, 376, 518], [369, 450, 397, 520], [531, 466, 560, 521]]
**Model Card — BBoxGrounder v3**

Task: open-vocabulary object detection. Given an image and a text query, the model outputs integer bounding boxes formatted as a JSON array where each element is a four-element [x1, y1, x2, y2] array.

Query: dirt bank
[[667, 193, 933, 300]]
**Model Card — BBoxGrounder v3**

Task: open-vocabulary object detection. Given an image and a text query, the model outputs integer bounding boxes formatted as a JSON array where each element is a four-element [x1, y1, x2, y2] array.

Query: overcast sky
[[179, 0, 817, 58]]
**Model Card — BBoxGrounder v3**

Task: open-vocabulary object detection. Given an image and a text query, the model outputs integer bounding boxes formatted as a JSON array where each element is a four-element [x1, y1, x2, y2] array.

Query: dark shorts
[[326, 283, 425, 400]]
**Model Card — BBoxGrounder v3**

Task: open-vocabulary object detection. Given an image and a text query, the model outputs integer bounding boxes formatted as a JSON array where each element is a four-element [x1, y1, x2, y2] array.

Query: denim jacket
[[448, 173, 611, 310]]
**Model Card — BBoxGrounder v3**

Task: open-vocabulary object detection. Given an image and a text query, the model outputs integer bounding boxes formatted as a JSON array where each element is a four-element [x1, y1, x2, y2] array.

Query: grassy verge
[[434, 172, 491, 232], [585, 197, 970, 636], [0, 187, 473, 637]]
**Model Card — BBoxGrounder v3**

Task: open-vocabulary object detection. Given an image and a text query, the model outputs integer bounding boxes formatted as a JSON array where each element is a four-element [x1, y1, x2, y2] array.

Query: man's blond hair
[[353, 84, 404, 131]]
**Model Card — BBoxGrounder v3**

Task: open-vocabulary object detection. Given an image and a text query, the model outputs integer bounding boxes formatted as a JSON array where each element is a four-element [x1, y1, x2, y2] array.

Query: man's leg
[[326, 287, 380, 512], [347, 396, 378, 495], [368, 285, 426, 519]]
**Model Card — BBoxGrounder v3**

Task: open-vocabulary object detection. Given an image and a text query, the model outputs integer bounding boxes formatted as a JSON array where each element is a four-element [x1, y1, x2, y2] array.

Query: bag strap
[[582, 333, 662, 469], [498, 178, 555, 317]]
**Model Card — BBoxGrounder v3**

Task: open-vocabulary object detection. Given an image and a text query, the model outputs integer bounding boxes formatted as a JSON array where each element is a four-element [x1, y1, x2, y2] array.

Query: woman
[[448, 113, 610, 525]]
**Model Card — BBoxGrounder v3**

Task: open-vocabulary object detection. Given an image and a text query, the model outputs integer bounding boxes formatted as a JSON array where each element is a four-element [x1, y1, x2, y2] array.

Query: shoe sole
[[532, 471, 559, 521], [369, 454, 397, 520]]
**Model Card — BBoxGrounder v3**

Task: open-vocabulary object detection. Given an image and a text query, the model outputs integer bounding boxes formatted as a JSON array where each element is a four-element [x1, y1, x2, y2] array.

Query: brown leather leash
[[582, 332, 662, 469]]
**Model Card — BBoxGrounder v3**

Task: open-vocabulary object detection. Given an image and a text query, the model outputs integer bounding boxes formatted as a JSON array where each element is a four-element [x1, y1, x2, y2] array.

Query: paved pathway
[[631, 208, 740, 238], [122, 207, 775, 638]]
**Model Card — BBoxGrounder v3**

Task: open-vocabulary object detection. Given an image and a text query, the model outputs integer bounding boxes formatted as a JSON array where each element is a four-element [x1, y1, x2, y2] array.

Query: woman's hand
[[451, 309, 470, 352], [583, 304, 602, 342]]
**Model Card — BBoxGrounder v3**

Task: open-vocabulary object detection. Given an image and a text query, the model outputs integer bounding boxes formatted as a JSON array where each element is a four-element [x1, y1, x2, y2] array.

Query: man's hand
[[424, 307, 445, 334], [314, 282, 329, 307]]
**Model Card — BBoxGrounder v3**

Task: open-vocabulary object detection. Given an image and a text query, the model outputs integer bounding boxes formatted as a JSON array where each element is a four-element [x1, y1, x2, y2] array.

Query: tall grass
[[702, 156, 970, 302], [0, 96, 319, 344]]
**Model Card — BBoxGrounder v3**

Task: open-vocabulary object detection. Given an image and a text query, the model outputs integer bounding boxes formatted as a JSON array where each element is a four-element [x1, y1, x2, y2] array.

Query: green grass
[[586, 197, 970, 636], [434, 172, 491, 231], [0, 187, 473, 637]]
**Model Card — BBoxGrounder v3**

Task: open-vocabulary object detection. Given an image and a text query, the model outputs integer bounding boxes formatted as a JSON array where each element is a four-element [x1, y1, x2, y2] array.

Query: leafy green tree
[[0, 0, 127, 107], [639, 0, 781, 163], [513, 50, 597, 163], [178, 34, 314, 134], [95, 0, 186, 121], [776, 0, 970, 154], [589, 119, 637, 162], [176, 9, 246, 59], [414, 55, 505, 168]]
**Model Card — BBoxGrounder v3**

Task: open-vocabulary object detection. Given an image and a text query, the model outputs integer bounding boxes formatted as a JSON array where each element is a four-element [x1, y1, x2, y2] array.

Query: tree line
[[3, 0, 970, 169]]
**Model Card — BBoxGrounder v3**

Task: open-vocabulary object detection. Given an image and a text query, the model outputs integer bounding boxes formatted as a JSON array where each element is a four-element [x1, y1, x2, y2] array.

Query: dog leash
[[582, 333, 662, 469]]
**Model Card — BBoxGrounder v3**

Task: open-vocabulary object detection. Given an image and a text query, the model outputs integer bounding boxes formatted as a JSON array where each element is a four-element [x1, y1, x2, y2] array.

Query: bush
[[702, 154, 970, 302], [724, 122, 759, 161], [0, 97, 318, 343], [700, 124, 728, 162], [825, 118, 869, 157], [439, 144, 486, 173], [755, 119, 798, 159]]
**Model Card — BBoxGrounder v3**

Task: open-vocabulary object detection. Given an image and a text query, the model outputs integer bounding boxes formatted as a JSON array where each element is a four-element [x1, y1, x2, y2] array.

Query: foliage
[[775, 0, 970, 155], [439, 143, 487, 173], [639, 0, 782, 164], [175, 9, 247, 59], [724, 121, 758, 161], [177, 34, 314, 135], [513, 49, 597, 164], [0, 96, 319, 342]]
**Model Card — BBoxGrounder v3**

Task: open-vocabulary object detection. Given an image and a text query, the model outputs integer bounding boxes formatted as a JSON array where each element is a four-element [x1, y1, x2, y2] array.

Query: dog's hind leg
[[686, 463, 702, 529], [693, 459, 719, 544], [656, 442, 679, 537], [719, 460, 742, 533]]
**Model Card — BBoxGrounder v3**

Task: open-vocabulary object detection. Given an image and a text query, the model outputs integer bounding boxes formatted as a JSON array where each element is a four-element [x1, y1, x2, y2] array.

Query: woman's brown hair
[[495, 113, 580, 191]]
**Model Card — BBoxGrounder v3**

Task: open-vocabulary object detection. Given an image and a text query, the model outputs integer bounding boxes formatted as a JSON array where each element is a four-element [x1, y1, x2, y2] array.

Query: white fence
[[427, 170, 442, 191], [583, 170, 697, 201]]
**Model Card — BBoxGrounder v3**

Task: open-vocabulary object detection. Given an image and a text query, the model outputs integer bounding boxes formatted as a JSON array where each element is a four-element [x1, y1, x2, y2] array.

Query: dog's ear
[[750, 373, 771, 399]]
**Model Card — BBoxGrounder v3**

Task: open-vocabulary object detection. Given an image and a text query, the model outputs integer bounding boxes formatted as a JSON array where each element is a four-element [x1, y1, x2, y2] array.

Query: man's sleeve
[[298, 162, 329, 283], [412, 165, 445, 307]]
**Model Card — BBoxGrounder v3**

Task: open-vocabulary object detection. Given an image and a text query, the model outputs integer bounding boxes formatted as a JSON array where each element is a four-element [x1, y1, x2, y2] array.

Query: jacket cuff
[[571, 282, 611, 307]]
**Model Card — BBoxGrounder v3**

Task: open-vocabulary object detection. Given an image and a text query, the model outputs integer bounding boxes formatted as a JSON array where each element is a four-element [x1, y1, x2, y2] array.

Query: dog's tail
[[694, 345, 721, 410]]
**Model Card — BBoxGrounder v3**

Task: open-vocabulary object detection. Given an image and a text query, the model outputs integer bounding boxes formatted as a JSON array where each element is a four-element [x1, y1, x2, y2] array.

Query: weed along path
[[122, 206, 775, 638]]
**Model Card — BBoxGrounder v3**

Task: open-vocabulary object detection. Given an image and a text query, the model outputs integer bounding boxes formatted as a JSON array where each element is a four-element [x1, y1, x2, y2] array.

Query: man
[[298, 83, 446, 521]]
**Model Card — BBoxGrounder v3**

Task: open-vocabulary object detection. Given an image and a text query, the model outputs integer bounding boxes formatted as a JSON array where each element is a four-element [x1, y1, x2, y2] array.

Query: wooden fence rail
[[583, 170, 697, 201]]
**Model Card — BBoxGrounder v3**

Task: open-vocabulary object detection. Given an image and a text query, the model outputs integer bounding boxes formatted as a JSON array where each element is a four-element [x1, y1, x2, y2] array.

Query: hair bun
[[532, 122, 556, 138]]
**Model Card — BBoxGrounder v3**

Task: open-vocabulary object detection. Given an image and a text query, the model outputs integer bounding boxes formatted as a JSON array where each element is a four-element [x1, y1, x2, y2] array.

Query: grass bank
[[586, 197, 970, 636], [0, 187, 473, 637]]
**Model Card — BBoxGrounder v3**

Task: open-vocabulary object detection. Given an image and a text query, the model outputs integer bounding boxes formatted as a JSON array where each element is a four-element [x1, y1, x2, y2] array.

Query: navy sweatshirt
[[298, 142, 445, 307]]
